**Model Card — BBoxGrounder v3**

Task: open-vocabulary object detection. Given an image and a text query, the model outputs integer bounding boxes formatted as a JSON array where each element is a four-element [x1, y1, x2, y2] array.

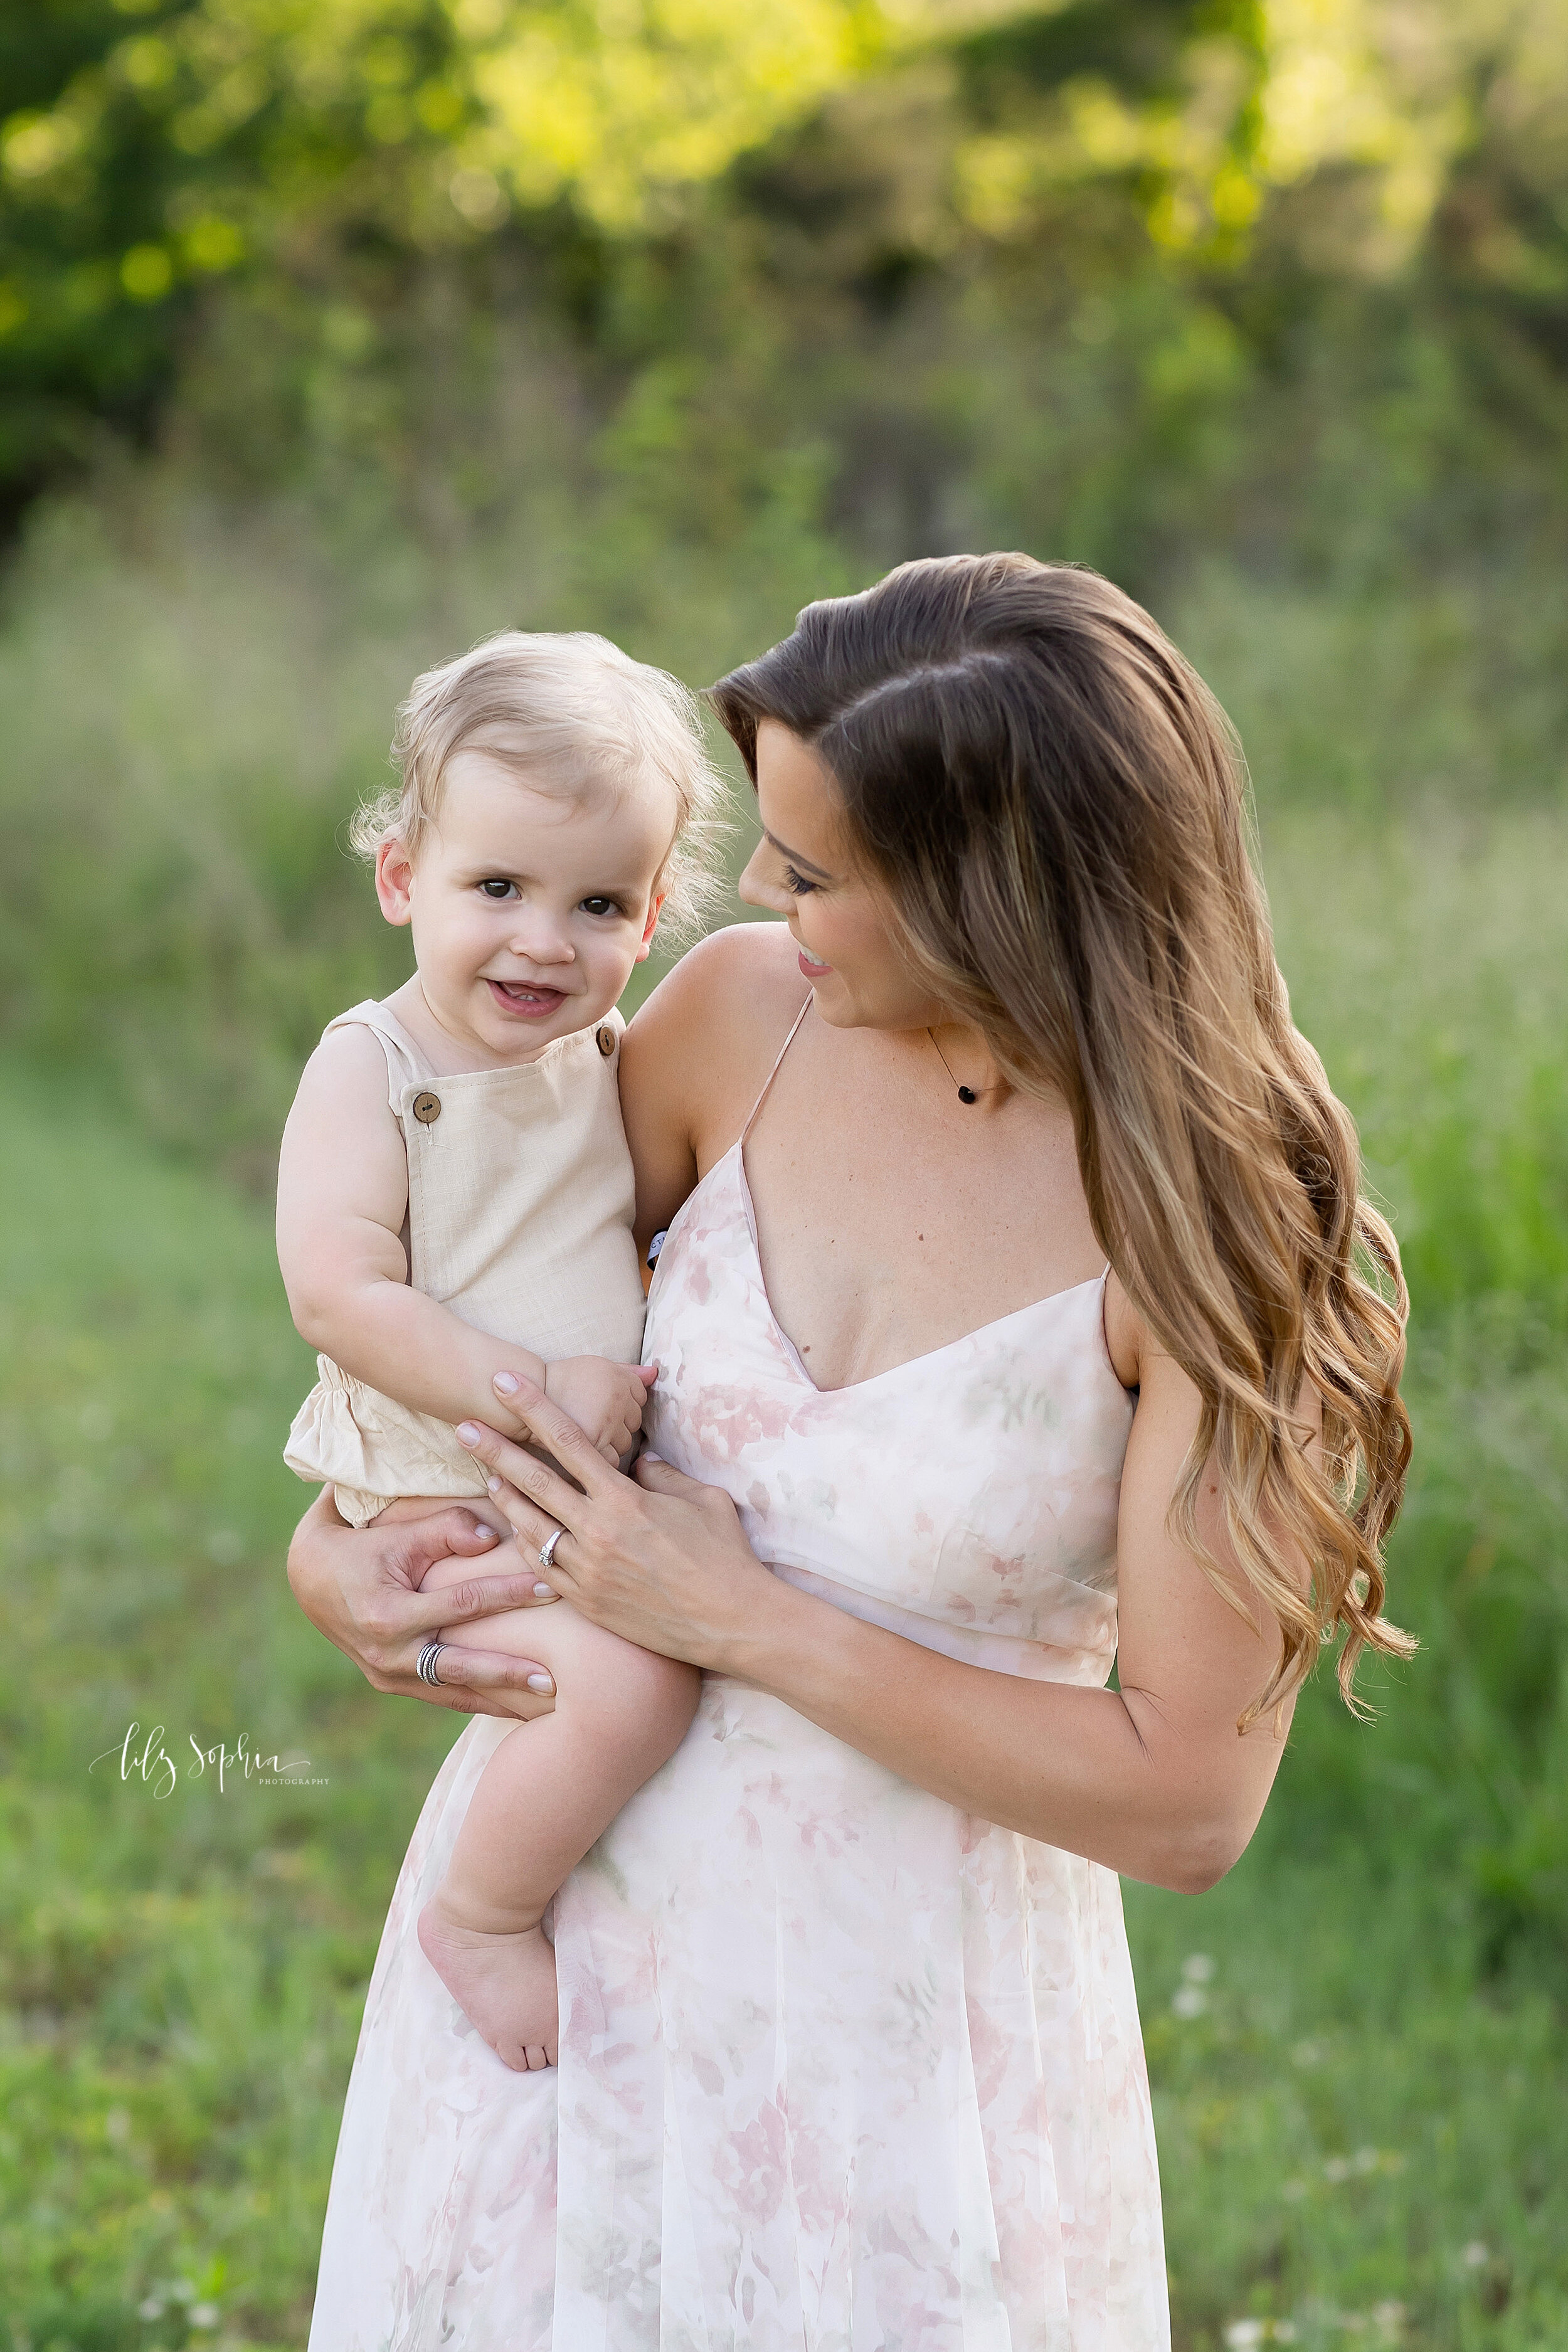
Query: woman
[[290, 554, 1412, 2349]]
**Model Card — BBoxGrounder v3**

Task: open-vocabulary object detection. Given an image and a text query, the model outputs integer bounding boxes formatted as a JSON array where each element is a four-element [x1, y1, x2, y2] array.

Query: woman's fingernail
[[533, 1581, 554, 1597], [494, 1372, 520, 1395], [456, 1422, 482, 1446], [487, 1476, 502, 1494], [526, 1673, 554, 1693]]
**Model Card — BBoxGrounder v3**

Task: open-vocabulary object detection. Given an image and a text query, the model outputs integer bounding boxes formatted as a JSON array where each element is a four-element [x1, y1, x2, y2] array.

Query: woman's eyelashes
[[781, 863, 819, 897]]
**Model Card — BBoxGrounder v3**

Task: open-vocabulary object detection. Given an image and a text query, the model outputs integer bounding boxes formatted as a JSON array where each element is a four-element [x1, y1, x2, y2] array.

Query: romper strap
[[319, 1000, 431, 1118], [740, 992, 813, 1147]]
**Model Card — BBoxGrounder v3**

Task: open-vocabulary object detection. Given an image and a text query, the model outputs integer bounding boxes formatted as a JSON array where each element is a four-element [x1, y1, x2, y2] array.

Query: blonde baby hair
[[351, 630, 730, 946]]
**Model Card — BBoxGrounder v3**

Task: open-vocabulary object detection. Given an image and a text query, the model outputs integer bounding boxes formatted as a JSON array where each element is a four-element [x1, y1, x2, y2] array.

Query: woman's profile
[[290, 552, 1413, 2348]]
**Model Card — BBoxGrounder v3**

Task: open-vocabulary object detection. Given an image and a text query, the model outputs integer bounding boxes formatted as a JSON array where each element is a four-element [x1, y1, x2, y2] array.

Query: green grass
[[0, 1063, 457, 2351], [2, 807, 1566, 2348]]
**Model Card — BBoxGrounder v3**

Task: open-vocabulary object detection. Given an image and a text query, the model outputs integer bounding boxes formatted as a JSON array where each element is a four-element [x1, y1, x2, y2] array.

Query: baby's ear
[[636, 890, 667, 960], [375, 839, 417, 926]]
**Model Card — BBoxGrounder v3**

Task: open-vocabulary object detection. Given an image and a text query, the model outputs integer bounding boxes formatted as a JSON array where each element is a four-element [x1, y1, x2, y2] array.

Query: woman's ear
[[635, 891, 667, 963], [375, 839, 417, 926]]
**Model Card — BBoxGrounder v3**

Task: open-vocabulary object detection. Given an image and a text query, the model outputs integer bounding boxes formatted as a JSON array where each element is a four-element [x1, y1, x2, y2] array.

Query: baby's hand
[[541, 1356, 656, 1465]]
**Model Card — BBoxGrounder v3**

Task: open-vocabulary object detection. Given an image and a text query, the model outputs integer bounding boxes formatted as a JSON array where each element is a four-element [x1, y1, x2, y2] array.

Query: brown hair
[[710, 554, 1413, 1724]]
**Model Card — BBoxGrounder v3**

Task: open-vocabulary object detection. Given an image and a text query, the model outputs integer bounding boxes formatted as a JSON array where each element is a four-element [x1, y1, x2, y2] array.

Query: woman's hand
[[286, 1487, 563, 1717], [454, 1379, 786, 1671]]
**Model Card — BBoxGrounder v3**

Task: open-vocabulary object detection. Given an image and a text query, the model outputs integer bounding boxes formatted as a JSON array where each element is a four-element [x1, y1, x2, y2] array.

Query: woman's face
[[738, 720, 943, 1033]]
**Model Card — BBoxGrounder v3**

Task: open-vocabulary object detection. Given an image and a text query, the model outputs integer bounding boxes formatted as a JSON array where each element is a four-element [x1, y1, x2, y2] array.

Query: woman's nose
[[737, 845, 788, 913]]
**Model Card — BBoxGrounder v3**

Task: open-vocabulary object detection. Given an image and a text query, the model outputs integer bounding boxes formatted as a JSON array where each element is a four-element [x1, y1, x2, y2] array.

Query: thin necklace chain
[[926, 1027, 1001, 1103]]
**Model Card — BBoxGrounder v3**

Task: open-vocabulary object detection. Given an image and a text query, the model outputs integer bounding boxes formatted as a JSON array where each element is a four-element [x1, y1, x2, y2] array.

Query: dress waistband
[[766, 1558, 1117, 1690]]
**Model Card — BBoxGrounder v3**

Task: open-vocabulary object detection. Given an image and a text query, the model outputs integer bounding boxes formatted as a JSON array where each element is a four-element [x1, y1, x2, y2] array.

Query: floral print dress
[[307, 1014, 1169, 2351]]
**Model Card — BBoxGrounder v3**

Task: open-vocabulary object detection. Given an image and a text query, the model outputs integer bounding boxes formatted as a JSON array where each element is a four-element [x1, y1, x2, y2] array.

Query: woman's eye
[[478, 878, 516, 900], [580, 896, 620, 918], [781, 864, 818, 897]]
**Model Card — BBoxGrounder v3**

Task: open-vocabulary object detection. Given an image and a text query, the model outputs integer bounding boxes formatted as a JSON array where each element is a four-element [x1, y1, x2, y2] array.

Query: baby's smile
[[485, 976, 576, 1020]]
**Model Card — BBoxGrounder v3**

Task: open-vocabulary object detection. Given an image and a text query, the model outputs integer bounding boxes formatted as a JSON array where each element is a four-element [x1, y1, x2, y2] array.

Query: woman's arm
[[457, 1343, 1305, 1894], [285, 1488, 563, 1716]]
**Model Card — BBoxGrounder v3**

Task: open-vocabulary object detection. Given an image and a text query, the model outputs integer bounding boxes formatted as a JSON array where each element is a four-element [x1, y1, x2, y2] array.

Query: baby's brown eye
[[581, 896, 618, 917], [479, 879, 514, 899]]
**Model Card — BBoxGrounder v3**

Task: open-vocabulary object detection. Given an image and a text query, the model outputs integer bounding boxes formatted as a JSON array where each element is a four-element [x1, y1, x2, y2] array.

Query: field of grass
[[2, 806, 1566, 2350]]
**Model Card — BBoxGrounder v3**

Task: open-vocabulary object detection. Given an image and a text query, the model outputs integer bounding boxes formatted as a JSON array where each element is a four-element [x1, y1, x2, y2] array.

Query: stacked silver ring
[[538, 1527, 564, 1571], [416, 1638, 446, 1687]]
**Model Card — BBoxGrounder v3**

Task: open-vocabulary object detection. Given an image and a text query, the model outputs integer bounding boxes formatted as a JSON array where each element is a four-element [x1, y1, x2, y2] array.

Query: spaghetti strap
[[740, 992, 813, 1146]]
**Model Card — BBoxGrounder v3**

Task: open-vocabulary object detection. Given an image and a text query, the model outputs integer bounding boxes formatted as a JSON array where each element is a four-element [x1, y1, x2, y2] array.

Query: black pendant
[[958, 1085, 977, 1104]]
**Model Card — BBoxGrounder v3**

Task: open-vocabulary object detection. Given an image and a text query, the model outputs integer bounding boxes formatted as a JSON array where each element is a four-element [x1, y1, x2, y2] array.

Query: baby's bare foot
[[417, 1895, 558, 2071]]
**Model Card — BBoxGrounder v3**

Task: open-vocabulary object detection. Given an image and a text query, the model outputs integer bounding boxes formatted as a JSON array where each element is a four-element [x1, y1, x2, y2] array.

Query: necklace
[[926, 1027, 999, 1106]]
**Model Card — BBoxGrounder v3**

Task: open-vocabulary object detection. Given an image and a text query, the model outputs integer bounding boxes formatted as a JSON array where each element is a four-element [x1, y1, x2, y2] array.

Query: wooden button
[[596, 1024, 616, 1058], [411, 1091, 442, 1125]]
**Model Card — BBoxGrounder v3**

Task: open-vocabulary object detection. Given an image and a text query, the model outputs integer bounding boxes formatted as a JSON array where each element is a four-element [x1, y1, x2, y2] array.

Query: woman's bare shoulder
[[623, 923, 808, 1155], [633, 921, 804, 1044]]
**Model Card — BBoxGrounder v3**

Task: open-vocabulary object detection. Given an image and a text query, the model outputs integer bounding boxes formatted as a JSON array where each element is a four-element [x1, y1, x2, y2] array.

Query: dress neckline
[[726, 1136, 1112, 1400]]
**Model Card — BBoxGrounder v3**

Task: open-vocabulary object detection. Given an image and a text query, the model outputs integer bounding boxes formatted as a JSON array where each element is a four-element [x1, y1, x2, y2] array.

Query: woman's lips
[[797, 948, 833, 978], [487, 977, 569, 1019]]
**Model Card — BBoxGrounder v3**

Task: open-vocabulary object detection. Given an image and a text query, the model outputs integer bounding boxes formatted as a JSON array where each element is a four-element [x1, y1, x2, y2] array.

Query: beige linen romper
[[284, 998, 649, 1525]]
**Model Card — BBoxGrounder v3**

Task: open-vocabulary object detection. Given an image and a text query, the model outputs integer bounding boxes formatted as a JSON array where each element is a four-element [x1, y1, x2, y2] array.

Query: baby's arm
[[276, 1028, 649, 1455]]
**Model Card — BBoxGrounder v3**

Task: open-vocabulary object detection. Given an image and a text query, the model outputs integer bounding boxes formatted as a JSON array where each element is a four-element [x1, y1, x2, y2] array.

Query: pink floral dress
[[307, 1012, 1169, 2351]]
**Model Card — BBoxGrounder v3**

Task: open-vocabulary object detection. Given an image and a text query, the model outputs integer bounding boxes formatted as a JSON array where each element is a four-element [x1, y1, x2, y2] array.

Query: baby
[[276, 630, 724, 2070]]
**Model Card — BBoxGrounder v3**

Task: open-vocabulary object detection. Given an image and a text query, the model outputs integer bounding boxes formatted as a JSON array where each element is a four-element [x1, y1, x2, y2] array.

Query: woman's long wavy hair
[[710, 554, 1413, 1725]]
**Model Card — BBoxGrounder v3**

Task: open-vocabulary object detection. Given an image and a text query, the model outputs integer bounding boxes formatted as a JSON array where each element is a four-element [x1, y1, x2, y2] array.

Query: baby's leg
[[372, 1492, 558, 1719], [415, 1545, 699, 2070]]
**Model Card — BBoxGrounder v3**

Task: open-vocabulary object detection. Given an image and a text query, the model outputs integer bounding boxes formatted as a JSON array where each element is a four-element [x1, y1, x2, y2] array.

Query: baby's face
[[383, 750, 674, 1062]]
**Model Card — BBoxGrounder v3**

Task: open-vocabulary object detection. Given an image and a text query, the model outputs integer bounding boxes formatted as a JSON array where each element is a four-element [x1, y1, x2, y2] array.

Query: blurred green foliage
[[2, 0, 1567, 567], [4, 813, 1567, 2347], [0, 1, 1564, 1160], [3, 2, 1568, 2344]]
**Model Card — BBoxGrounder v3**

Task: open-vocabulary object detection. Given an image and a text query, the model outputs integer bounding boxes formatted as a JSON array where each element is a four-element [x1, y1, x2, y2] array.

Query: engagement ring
[[538, 1527, 564, 1572]]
